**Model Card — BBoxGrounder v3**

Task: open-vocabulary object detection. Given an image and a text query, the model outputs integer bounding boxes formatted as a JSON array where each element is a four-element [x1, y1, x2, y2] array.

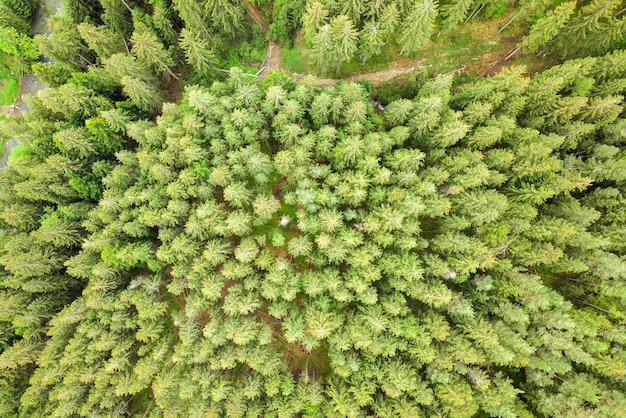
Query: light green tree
[[179, 28, 216, 78], [399, 0, 439, 55], [329, 14, 359, 71]]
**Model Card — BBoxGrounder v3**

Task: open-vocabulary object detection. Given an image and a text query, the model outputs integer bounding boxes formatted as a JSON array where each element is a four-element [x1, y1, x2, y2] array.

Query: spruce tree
[[179, 28, 216, 78], [399, 0, 439, 55], [521, 1, 576, 53], [329, 14, 358, 71]]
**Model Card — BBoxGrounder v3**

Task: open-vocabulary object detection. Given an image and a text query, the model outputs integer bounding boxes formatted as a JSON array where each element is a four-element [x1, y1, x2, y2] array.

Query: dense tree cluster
[[0, 0, 624, 416], [521, 0, 625, 58], [24, 0, 625, 80], [298, 0, 626, 70], [1, 40, 625, 415], [0, 0, 39, 62]]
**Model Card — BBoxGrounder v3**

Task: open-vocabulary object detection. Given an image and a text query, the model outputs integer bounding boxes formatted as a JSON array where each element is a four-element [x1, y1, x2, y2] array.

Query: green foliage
[[281, 45, 307, 73], [1, 1, 626, 417], [269, 0, 307, 47], [398, 0, 439, 55], [31, 63, 73, 87], [0, 62, 19, 105], [0, 26, 39, 61]]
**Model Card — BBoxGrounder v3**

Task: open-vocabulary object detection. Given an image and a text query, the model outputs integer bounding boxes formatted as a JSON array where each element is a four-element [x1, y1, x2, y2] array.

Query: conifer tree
[[358, 20, 384, 63], [35, 13, 94, 68], [0, 2, 30, 34], [100, 0, 134, 36], [77, 22, 127, 60], [131, 22, 177, 79], [341, 0, 365, 24], [204, 0, 245, 38], [329, 14, 358, 71], [172, 0, 210, 36], [521, 1, 576, 53], [179, 28, 216, 78], [120, 76, 163, 111], [399, 0, 439, 55], [441, 0, 473, 33], [310, 23, 333, 73], [302, 0, 329, 46]]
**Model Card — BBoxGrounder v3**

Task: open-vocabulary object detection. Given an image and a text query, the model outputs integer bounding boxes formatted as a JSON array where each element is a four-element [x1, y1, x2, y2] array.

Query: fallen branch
[[218, 69, 259, 77], [466, 3, 485, 23], [442, 66, 466, 76], [504, 47, 521, 61], [498, 15, 517, 33]]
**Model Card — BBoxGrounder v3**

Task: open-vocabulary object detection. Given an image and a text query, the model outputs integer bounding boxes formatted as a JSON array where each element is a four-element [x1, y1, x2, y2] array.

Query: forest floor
[[277, 12, 559, 86]]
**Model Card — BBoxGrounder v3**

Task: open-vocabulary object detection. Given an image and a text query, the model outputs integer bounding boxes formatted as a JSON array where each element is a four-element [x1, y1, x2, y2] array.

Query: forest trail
[[258, 41, 283, 78], [242, 0, 270, 32], [241, 0, 281, 78], [291, 61, 426, 86]]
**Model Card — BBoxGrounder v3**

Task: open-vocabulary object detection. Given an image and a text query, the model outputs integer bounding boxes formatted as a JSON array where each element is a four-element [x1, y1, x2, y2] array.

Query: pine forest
[[0, 0, 625, 417]]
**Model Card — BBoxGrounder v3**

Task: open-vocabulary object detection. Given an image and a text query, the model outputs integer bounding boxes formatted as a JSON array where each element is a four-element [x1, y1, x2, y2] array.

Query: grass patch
[[0, 54, 22, 106], [0, 66, 20, 105], [334, 43, 395, 78], [282, 38, 399, 78], [282, 47, 307, 73]]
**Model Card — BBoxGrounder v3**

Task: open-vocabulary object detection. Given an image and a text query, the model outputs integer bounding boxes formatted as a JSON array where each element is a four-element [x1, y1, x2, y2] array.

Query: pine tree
[[100, 0, 134, 36], [0, 0, 34, 17], [120, 76, 163, 111], [0, 2, 30, 34], [172, 0, 210, 36], [571, 0, 620, 41], [32, 218, 83, 247], [204, 0, 245, 37], [151, 1, 178, 45], [581, 15, 626, 57], [63, 0, 103, 23], [302, 0, 329, 46], [35, 13, 94, 68], [310, 23, 333, 73], [378, 3, 399, 36], [340, 0, 365, 24], [441, 0, 473, 33], [77, 22, 127, 60], [103, 52, 153, 82], [358, 20, 384, 63], [53, 127, 97, 158]]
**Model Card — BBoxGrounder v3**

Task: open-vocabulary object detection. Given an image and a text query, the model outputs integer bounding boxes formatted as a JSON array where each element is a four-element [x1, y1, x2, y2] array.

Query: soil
[[258, 40, 282, 78], [292, 60, 426, 86]]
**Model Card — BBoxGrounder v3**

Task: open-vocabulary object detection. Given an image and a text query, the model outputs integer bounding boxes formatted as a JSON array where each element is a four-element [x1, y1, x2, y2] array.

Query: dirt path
[[241, 1, 283, 79], [258, 41, 283, 78], [242, 0, 269, 32], [291, 60, 426, 86]]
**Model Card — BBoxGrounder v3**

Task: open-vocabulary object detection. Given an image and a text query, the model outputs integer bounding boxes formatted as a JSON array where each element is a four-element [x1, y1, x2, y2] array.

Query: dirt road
[[291, 61, 425, 86]]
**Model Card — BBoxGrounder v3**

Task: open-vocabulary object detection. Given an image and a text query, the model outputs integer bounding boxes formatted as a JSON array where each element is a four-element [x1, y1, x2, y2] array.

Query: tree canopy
[[1, 47, 626, 415], [0, 0, 625, 416]]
